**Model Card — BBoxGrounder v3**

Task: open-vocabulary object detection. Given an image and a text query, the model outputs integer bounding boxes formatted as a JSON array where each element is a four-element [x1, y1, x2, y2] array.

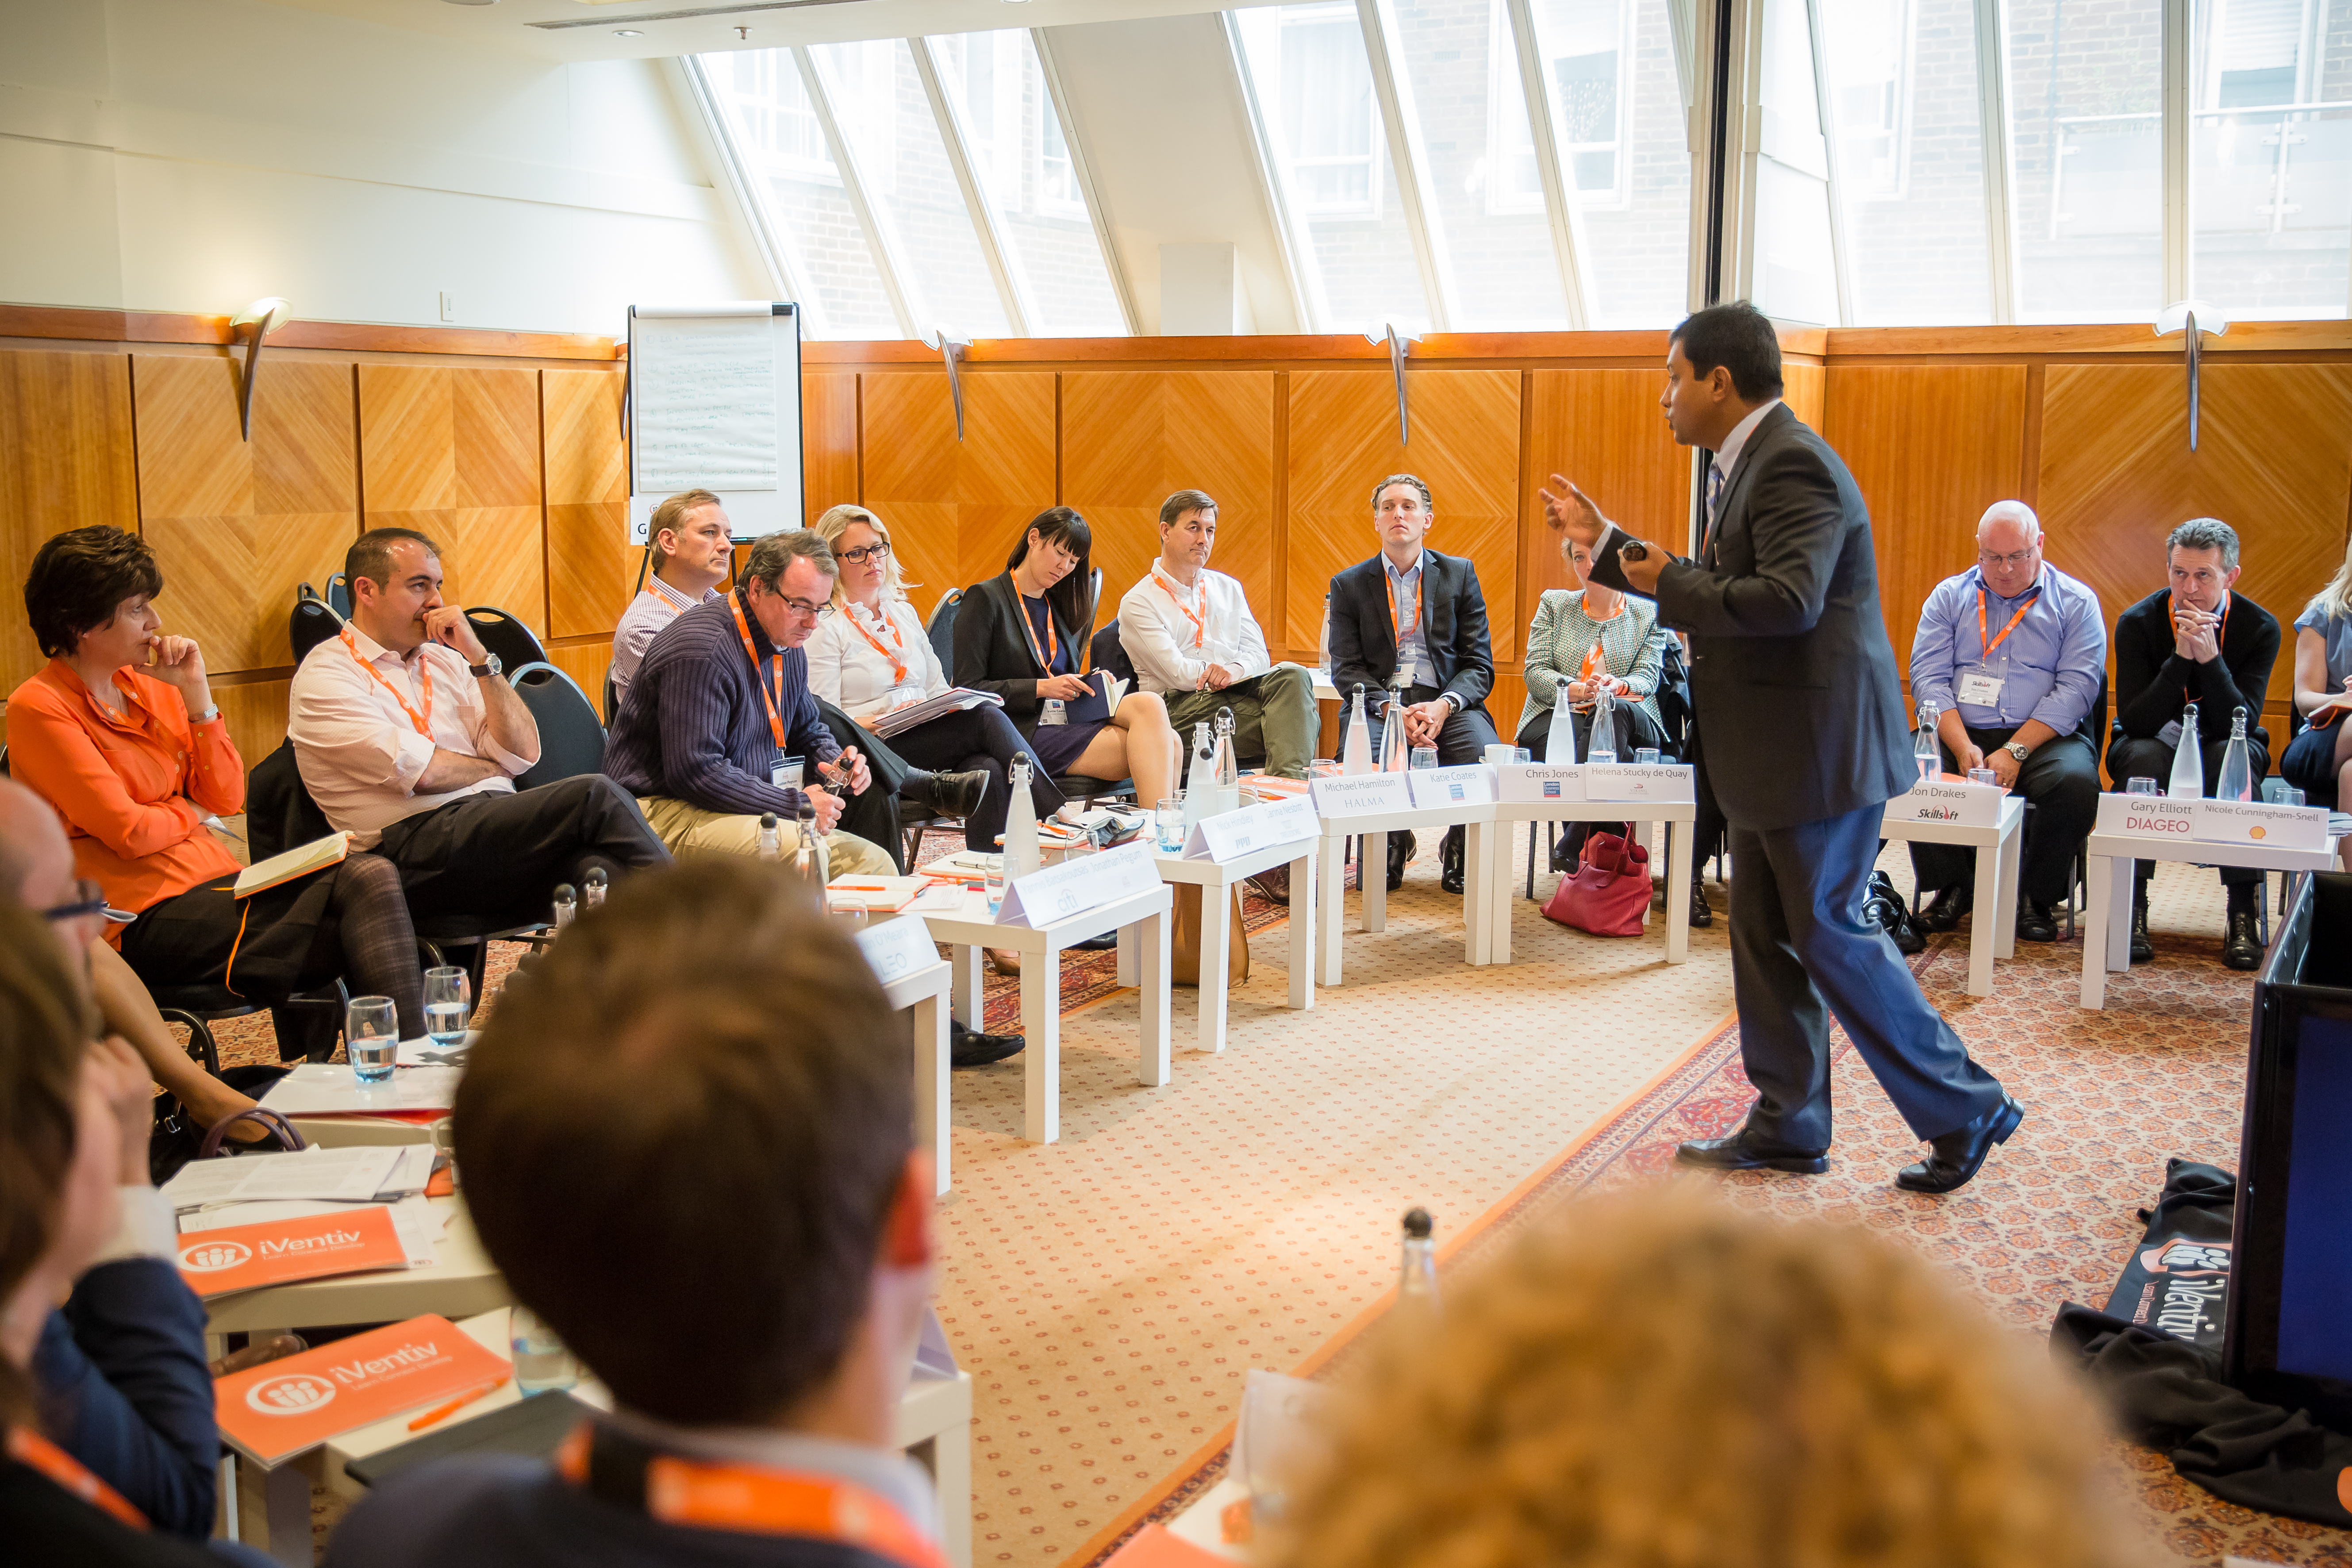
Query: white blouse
[[807, 597, 949, 721]]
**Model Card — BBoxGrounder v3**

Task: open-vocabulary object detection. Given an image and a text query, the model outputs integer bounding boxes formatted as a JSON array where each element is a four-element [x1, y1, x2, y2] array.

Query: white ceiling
[[261, 0, 1253, 60]]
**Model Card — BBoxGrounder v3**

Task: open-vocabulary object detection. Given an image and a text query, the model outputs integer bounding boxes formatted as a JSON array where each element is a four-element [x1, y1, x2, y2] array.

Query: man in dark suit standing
[[1545, 303, 2021, 1193], [1328, 473, 1501, 895]]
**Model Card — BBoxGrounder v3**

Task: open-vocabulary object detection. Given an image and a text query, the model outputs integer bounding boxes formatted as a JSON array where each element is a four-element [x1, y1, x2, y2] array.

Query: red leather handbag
[[1541, 829, 1652, 937]]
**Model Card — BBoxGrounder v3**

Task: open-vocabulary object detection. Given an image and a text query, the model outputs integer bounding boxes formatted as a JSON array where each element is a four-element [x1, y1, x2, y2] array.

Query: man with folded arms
[[1905, 501, 2105, 943], [289, 528, 668, 932], [609, 488, 733, 699], [327, 857, 947, 1568]]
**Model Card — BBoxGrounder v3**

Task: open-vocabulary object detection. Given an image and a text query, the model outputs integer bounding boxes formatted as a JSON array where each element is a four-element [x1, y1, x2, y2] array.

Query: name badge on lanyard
[[772, 755, 804, 790], [1041, 699, 1067, 727], [1956, 669, 2004, 707]]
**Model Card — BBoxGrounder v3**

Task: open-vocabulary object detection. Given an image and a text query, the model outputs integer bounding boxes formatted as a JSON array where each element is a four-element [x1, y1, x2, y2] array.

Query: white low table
[[914, 883, 1175, 1143], [1482, 800, 1697, 965], [877, 958, 954, 1195], [1114, 837, 1317, 1053], [2078, 828, 2340, 1008], [203, 1194, 507, 1350], [1876, 794, 2025, 996], [1315, 802, 1498, 985]]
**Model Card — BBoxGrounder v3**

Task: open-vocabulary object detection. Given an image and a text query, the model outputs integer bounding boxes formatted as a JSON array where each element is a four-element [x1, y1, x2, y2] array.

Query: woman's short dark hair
[[1007, 506, 1096, 638], [1670, 302, 1784, 402], [23, 526, 164, 659]]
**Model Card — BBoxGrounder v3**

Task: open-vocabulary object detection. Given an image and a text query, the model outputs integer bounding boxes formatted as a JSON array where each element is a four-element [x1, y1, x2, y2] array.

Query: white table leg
[[1463, 819, 1492, 965], [912, 990, 950, 1195], [240, 1453, 315, 1565], [1995, 821, 2022, 960], [1665, 819, 1691, 963], [934, 1418, 973, 1568], [1967, 825, 2002, 996], [2104, 853, 2133, 972], [1318, 833, 1347, 988], [950, 944, 983, 1030], [1362, 830, 1388, 932], [1137, 908, 1171, 1087], [2080, 852, 2115, 1009], [1022, 948, 1060, 1143], [1116, 922, 1137, 986], [1287, 849, 1315, 1012], [1196, 881, 1230, 1053], [1489, 819, 1516, 965]]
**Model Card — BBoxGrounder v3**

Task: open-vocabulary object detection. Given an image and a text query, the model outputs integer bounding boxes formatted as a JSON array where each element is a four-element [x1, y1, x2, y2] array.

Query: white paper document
[[632, 315, 778, 492], [259, 1063, 462, 1116], [159, 1147, 407, 1211]]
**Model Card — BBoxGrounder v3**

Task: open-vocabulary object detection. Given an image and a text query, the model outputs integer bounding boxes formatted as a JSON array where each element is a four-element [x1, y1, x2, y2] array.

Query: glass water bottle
[[1396, 1208, 1439, 1326], [1341, 685, 1374, 774], [2169, 701, 2206, 799], [1587, 683, 1618, 768], [1914, 702, 1941, 785], [1545, 680, 1579, 766], [1004, 755, 1042, 881], [2215, 706, 2254, 803]]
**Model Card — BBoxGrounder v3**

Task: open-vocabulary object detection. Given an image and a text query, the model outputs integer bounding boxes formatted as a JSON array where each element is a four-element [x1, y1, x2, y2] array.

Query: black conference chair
[[925, 588, 963, 672], [326, 573, 351, 619], [509, 663, 607, 792], [601, 668, 620, 726], [290, 584, 342, 665], [463, 606, 548, 671], [1089, 618, 1135, 691], [154, 979, 349, 1067]]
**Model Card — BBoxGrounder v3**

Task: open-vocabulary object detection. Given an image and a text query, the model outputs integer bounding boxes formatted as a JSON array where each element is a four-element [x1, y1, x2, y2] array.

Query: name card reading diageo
[[1496, 764, 1586, 804], [996, 840, 1162, 928], [1883, 779, 2002, 829], [1405, 764, 1496, 810], [2191, 797, 2331, 852], [856, 915, 938, 984], [1583, 764, 1696, 805], [1311, 772, 1413, 820], [2094, 793, 2198, 840], [1184, 794, 1319, 863]]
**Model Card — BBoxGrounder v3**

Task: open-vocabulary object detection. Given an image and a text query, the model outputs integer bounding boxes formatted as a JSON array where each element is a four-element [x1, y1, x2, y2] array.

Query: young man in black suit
[[1326, 474, 1502, 895], [1545, 302, 2019, 1195]]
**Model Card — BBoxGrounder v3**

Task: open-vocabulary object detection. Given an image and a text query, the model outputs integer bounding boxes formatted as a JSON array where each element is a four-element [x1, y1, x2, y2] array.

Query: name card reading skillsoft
[[1186, 794, 1318, 862], [1310, 772, 1413, 819], [856, 915, 938, 983], [996, 841, 1162, 928]]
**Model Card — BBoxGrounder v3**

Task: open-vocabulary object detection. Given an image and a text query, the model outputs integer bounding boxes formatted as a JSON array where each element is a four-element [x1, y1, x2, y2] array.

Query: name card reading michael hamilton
[[1310, 772, 1413, 820]]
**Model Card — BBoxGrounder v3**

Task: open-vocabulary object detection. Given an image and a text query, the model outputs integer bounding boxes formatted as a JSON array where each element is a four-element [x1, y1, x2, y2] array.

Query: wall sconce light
[[922, 327, 971, 441], [1366, 323, 1421, 445], [228, 297, 294, 442], [2156, 300, 2229, 453]]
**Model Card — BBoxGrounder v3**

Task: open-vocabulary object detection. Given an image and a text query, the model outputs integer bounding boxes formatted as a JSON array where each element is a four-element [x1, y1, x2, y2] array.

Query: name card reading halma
[[1405, 764, 1496, 810], [996, 841, 1163, 928], [1184, 795, 1318, 863], [856, 915, 938, 984], [1310, 772, 1413, 820]]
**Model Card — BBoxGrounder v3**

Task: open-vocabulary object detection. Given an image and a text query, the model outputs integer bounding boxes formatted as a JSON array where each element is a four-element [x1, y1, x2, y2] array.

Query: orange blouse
[[6, 659, 244, 942]]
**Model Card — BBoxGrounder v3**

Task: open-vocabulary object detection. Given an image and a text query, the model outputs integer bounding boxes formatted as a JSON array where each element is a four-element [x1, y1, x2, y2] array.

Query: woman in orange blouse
[[10, 528, 425, 1053]]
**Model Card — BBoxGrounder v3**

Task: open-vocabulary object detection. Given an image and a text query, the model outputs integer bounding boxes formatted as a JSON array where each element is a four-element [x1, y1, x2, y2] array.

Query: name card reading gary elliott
[[2094, 793, 2198, 842], [215, 1314, 510, 1465], [1884, 778, 2002, 829], [1496, 763, 1586, 804], [1185, 794, 1318, 863], [1583, 763, 1697, 805], [996, 840, 1164, 928], [2191, 797, 2331, 853], [856, 914, 938, 984], [1405, 764, 1496, 810], [1309, 772, 1413, 820]]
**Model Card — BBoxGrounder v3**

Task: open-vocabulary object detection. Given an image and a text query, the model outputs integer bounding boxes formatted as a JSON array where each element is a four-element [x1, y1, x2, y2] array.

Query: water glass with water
[[509, 1305, 577, 1394], [2126, 776, 2160, 796], [423, 966, 471, 1050], [1156, 797, 1187, 853], [1968, 767, 1997, 787], [2283, 786, 2306, 807], [1633, 748, 1660, 765], [985, 867, 1007, 918], [1514, 748, 1531, 763], [1409, 746, 1439, 771], [346, 996, 398, 1084]]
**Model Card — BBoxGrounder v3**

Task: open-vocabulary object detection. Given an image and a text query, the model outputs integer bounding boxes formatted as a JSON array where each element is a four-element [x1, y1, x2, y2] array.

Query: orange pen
[[407, 1375, 510, 1432]]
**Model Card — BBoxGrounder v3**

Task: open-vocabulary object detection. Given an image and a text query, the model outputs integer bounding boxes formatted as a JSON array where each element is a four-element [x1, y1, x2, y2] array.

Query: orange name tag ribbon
[[177, 1205, 410, 1299], [215, 1314, 510, 1465]]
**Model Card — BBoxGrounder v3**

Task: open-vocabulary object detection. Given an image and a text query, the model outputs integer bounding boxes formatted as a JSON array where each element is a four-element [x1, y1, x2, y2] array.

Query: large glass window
[[2191, 0, 2352, 315]]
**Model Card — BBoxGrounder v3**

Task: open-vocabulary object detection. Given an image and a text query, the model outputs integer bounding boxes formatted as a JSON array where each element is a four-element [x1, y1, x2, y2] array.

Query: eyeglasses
[[778, 597, 832, 620], [835, 542, 891, 566], [42, 880, 123, 925], [1977, 548, 2037, 569]]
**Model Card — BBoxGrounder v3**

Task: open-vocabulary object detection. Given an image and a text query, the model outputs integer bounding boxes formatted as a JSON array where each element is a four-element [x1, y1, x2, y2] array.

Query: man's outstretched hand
[[1539, 473, 1610, 548]]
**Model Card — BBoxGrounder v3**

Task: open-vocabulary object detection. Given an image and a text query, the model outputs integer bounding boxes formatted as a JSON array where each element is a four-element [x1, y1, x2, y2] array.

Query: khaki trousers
[[1162, 663, 1318, 779], [635, 796, 897, 877]]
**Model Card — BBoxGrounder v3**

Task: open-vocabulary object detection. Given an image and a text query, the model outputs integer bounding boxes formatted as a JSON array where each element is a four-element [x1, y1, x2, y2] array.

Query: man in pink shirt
[[288, 528, 667, 931]]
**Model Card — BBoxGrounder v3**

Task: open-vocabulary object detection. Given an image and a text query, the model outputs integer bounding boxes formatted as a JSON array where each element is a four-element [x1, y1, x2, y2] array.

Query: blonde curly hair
[[1261, 1189, 2136, 1568]]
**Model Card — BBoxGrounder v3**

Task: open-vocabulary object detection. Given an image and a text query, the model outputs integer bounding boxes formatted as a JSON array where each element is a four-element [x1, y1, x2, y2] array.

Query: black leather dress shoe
[[1384, 833, 1410, 892], [1439, 826, 1467, 895], [2015, 897, 2058, 943], [1863, 870, 1920, 953], [905, 769, 991, 819], [1918, 884, 1971, 932], [949, 1018, 1024, 1068], [1675, 1133, 1829, 1175], [1688, 876, 1713, 928], [2129, 893, 2155, 963], [1894, 1094, 2022, 1193], [2223, 907, 2263, 970]]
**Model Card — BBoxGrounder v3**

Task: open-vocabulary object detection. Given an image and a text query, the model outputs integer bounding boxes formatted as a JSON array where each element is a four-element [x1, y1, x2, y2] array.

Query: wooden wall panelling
[[358, 365, 547, 635], [2038, 362, 2352, 716], [0, 350, 139, 692], [214, 680, 291, 773], [1060, 372, 1279, 643], [858, 371, 1057, 623], [133, 356, 359, 677], [547, 640, 615, 721], [543, 368, 630, 640], [804, 372, 859, 517], [1822, 365, 2030, 676], [1284, 370, 1524, 676]]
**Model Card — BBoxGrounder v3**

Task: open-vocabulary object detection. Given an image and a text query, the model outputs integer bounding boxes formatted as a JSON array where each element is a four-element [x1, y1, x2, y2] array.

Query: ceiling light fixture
[[227, 297, 295, 442]]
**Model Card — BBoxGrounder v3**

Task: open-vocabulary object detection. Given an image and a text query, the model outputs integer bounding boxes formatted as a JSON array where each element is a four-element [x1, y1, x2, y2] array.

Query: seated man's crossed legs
[[1162, 663, 1320, 780], [376, 774, 672, 931], [636, 795, 896, 877]]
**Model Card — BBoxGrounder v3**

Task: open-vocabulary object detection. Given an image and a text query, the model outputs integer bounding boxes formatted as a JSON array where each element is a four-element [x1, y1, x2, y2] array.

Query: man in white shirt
[[1119, 489, 1317, 781], [610, 488, 732, 699], [289, 528, 668, 932]]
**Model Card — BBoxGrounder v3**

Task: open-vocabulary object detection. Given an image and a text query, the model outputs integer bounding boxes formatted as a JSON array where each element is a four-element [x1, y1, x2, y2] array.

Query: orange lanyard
[[558, 1426, 945, 1568], [1152, 566, 1208, 651], [1017, 592, 1061, 675], [730, 592, 791, 751], [340, 629, 433, 738], [1385, 561, 1423, 650], [1974, 587, 2039, 662], [1578, 599, 1626, 683], [845, 603, 910, 686], [8, 1426, 148, 1531]]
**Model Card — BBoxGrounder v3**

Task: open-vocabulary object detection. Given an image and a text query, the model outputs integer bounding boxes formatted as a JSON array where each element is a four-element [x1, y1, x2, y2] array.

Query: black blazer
[[1586, 403, 1911, 831], [951, 573, 1094, 739], [2109, 586, 2280, 751], [1326, 549, 1494, 720]]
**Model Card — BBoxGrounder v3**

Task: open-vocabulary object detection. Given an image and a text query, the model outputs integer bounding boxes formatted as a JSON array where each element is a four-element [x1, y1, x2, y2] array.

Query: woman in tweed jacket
[[1515, 534, 1672, 761]]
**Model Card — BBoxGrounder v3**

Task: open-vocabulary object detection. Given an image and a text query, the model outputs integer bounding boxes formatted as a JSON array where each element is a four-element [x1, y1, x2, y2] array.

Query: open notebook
[[234, 832, 351, 899]]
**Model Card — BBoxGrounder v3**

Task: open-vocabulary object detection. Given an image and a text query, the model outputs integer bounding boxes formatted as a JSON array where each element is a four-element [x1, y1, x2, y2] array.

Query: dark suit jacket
[[950, 573, 1095, 740], [1326, 549, 1494, 720], [1585, 403, 1911, 831]]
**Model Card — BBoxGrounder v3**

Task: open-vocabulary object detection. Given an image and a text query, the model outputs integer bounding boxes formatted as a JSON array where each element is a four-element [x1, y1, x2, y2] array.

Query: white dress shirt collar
[[1710, 398, 1783, 481]]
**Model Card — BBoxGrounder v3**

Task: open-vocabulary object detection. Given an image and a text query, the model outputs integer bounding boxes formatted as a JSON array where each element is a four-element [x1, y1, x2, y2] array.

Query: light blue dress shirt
[[1909, 563, 2106, 735], [1384, 551, 1430, 689]]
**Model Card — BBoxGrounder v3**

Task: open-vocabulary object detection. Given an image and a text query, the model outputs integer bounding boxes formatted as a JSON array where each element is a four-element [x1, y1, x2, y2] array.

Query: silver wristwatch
[[2003, 741, 2030, 761], [469, 653, 503, 679]]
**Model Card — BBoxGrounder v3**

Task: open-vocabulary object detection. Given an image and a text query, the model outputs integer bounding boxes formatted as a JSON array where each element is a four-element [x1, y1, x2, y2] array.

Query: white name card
[[1405, 764, 1495, 810], [1883, 779, 2002, 828], [1583, 763, 1696, 805], [2191, 798, 2330, 852], [2094, 792, 2199, 841], [1184, 794, 1318, 863], [996, 840, 1161, 928], [1311, 772, 1413, 820], [1496, 763, 1586, 804], [856, 915, 937, 985]]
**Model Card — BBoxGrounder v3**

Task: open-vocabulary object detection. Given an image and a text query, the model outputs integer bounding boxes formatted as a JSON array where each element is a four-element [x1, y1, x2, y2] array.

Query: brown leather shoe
[[1245, 864, 1291, 906]]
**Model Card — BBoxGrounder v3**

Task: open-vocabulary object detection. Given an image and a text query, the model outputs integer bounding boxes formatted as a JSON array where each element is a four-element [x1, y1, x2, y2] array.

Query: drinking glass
[[1310, 758, 1337, 777], [985, 868, 1007, 919], [423, 967, 471, 1050], [509, 1306, 578, 1394], [1514, 748, 1531, 763], [1968, 767, 1997, 787], [2126, 776, 2160, 796], [1633, 748, 1660, 765], [2283, 787, 2306, 807], [1409, 746, 1439, 771], [1156, 797, 1187, 852], [346, 996, 397, 1084]]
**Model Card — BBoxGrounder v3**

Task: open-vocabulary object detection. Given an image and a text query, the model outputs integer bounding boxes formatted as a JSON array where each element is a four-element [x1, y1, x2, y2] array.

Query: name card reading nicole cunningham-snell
[[856, 915, 938, 984], [1883, 778, 2002, 829], [1185, 794, 1318, 863], [1583, 763, 1697, 806], [1496, 764, 1586, 804], [2094, 793, 2198, 841], [2190, 797, 2331, 852], [1310, 772, 1413, 820], [996, 840, 1161, 928], [1405, 764, 1496, 810]]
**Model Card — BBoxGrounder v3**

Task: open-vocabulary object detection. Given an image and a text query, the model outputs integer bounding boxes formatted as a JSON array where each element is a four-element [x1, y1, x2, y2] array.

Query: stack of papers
[[869, 688, 1004, 739], [160, 1145, 420, 1210]]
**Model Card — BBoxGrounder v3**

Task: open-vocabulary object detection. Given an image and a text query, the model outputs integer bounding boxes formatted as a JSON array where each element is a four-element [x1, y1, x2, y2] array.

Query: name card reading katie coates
[[1405, 764, 1496, 810], [1185, 795, 1319, 863], [1883, 778, 2002, 829], [1311, 772, 1414, 821], [2094, 793, 2199, 841], [1496, 764, 1587, 804], [996, 841, 1161, 928], [1583, 764, 1697, 806], [856, 915, 938, 985], [2191, 798, 2331, 853]]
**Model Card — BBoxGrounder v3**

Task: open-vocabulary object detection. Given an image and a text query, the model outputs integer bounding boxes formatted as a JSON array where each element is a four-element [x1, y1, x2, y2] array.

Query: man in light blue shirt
[[1906, 501, 2106, 941]]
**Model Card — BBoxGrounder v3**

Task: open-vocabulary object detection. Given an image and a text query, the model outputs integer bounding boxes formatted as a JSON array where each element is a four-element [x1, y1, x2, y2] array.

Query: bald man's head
[[0, 778, 73, 910], [1974, 501, 2044, 599]]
